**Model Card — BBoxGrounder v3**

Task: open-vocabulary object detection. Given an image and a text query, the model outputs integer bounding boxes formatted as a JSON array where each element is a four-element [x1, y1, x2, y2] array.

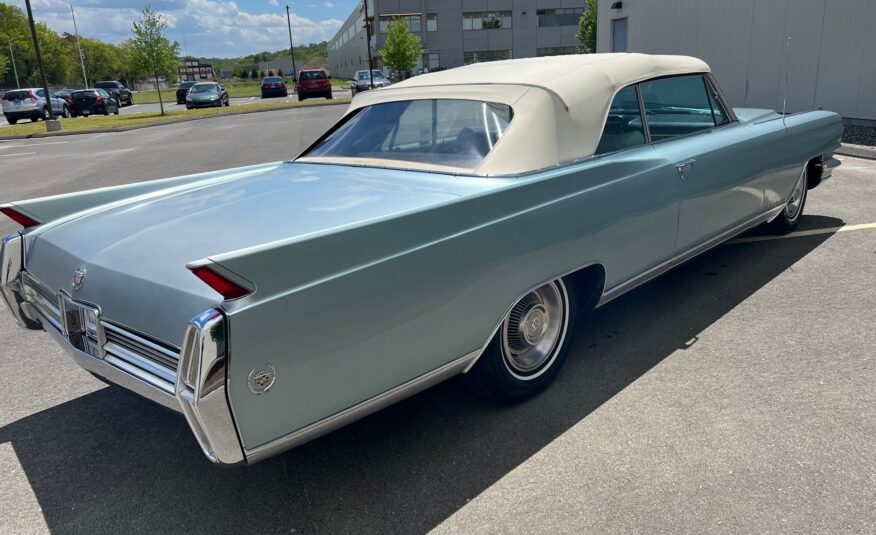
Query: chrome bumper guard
[[1, 231, 245, 466], [176, 309, 245, 465]]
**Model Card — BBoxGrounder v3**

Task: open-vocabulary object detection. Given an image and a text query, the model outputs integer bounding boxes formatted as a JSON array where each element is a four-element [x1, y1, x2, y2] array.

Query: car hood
[[25, 162, 498, 343]]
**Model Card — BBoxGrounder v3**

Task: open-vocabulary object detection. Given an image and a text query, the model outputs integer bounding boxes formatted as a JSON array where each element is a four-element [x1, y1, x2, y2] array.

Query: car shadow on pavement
[[0, 215, 843, 534]]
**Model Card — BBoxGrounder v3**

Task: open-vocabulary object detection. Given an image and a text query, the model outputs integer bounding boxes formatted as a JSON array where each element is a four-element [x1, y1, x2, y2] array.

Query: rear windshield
[[357, 71, 386, 80], [305, 99, 513, 171], [179, 81, 197, 89], [299, 71, 326, 80], [263, 77, 283, 83], [190, 84, 218, 93], [3, 90, 29, 101], [72, 90, 98, 97]]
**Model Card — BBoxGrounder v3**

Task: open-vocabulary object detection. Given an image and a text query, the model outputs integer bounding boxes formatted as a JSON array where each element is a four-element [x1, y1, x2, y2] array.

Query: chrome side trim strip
[[597, 205, 785, 307], [104, 342, 177, 387], [244, 349, 481, 464]]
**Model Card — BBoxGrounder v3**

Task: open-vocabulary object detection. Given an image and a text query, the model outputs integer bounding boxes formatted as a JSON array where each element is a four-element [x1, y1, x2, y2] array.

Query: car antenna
[[782, 37, 791, 127]]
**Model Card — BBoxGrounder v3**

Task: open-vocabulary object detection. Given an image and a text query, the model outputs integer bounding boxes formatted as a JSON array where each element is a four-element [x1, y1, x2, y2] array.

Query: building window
[[537, 46, 579, 56], [463, 50, 512, 64], [537, 8, 584, 27], [427, 13, 437, 32], [427, 53, 439, 70], [463, 11, 512, 30], [380, 14, 421, 33]]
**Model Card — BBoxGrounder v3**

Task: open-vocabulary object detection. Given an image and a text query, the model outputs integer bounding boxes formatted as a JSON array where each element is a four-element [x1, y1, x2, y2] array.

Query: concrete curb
[[0, 99, 351, 141], [836, 143, 876, 160]]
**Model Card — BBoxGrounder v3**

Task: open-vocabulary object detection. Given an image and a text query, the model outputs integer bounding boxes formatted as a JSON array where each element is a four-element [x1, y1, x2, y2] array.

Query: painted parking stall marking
[[729, 222, 876, 244]]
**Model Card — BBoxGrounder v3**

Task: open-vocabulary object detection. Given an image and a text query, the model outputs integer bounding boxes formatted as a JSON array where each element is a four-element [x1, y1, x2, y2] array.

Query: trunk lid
[[25, 162, 496, 343]]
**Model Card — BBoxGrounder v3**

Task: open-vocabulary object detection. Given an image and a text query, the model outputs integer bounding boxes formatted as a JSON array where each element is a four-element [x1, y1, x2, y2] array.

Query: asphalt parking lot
[[0, 109, 874, 534]]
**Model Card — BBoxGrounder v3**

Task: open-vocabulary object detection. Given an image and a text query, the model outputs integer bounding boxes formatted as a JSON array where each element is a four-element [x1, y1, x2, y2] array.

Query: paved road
[[0, 88, 351, 126], [0, 112, 874, 534]]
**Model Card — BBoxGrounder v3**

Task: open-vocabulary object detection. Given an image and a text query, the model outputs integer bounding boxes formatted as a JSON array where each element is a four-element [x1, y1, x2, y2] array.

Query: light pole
[[362, 0, 374, 89], [23, 0, 55, 121], [70, 3, 88, 88], [7, 36, 22, 89], [285, 5, 298, 82]]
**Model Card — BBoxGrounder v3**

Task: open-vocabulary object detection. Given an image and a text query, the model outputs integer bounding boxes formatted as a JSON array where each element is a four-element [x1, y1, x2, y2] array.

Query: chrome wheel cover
[[501, 280, 569, 380], [785, 167, 807, 221]]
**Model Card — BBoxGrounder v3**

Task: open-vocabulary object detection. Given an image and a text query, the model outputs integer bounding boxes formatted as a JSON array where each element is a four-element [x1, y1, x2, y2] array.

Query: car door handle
[[675, 159, 696, 178]]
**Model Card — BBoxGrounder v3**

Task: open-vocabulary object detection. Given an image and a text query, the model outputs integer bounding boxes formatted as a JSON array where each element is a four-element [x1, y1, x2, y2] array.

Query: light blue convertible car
[[1, 54, 841, 465]]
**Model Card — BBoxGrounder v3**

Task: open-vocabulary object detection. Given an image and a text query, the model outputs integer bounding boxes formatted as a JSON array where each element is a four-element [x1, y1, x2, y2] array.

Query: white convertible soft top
[[303, 53, 710, 175]]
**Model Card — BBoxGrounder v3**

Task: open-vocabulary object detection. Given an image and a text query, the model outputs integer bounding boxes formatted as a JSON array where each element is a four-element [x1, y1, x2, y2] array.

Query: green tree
[[378, 18, 422, 78], [128, 5, 180, 115], [277, 68, 283, 77], [250, 68, 258, 79], [268, 69, 274, 76], [259, 69, 265, 78], [575, 0, 598, 53]]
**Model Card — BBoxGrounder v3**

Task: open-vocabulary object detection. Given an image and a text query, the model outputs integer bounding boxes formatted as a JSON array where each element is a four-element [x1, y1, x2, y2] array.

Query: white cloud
[[9, 0, 342, 57], [323, 1, 334, 7], [268, 0, 279, 6]]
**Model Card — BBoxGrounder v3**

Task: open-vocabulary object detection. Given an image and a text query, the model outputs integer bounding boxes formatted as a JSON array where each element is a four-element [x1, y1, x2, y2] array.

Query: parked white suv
[[2, 88, 69, 124]]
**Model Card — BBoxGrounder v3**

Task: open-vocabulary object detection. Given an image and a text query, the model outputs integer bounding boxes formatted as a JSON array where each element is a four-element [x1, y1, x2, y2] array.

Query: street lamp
[[7, 36, 23, 89], [285, 5, 298, 81]]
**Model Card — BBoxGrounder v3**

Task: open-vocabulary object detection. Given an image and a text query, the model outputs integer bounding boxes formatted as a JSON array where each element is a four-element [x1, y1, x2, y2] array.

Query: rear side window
[[640, 75, 718, 141], [305, 99, 513, 170], [596, 86, 646, 154]]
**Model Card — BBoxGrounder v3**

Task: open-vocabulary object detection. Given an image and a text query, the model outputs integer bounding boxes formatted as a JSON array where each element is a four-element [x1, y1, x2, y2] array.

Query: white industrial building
[[597, 0, 876, 122]]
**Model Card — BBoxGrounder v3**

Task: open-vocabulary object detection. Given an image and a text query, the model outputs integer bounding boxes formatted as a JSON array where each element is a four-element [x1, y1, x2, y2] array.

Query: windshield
[[304, 99, 513, 171], [357, 71, 386, 80], [179, 81, 197, 89], [191, 84, 218, 93], [2, 90, 29, 101]]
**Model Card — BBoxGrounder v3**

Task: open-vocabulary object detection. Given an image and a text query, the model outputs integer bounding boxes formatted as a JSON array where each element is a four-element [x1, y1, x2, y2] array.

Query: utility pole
[[23, 0, 55, 121], [7, 37, 21, 89], [70, 3, 88, 88], [285, 5, 298, 81], [363, 0, 374, 89]]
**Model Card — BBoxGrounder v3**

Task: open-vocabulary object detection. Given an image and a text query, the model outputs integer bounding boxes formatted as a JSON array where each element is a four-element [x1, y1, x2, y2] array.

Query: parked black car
[[176, 81, 198, 104], [68, 88, 120, 117], [260, 76, 288, 98], [94, 81, 133, 106]]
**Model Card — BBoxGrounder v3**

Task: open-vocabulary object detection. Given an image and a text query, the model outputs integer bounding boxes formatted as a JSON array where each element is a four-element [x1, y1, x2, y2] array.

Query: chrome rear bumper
[[1, 231, 244, 465]]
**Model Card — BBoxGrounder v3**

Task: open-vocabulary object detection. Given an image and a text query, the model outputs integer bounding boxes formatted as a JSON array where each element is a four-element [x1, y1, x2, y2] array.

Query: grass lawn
[[0, 98, 351, 139], [132, 79, 352, 104]]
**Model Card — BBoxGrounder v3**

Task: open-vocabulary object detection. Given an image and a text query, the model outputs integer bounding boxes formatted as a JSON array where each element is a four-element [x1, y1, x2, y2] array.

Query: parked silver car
[[2, 88, 69, 124]]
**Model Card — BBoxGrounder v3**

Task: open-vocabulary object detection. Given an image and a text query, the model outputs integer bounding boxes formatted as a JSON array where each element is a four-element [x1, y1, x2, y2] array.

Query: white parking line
[[729, 222, 876, 244], [0, 152, 36, 157], [0, 141, 69, 150]]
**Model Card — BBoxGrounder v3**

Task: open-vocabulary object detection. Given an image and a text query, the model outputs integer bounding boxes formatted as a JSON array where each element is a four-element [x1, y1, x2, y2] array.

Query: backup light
[[190, 265, 252, 300], [0, 207, 40, 229]]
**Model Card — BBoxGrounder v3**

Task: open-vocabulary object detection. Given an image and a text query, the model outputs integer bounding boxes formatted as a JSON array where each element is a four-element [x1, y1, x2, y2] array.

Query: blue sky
[[10, 0, 357, 57]]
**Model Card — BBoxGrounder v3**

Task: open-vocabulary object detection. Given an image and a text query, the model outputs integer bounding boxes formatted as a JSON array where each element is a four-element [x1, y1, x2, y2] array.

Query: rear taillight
[[66, 96, 73, 105], [27, 90, 36, 103], [261, 84, 268, 89], [0, 206, 40, 228], [190, 265, 252, 300], [95, 93, 103, 104]]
